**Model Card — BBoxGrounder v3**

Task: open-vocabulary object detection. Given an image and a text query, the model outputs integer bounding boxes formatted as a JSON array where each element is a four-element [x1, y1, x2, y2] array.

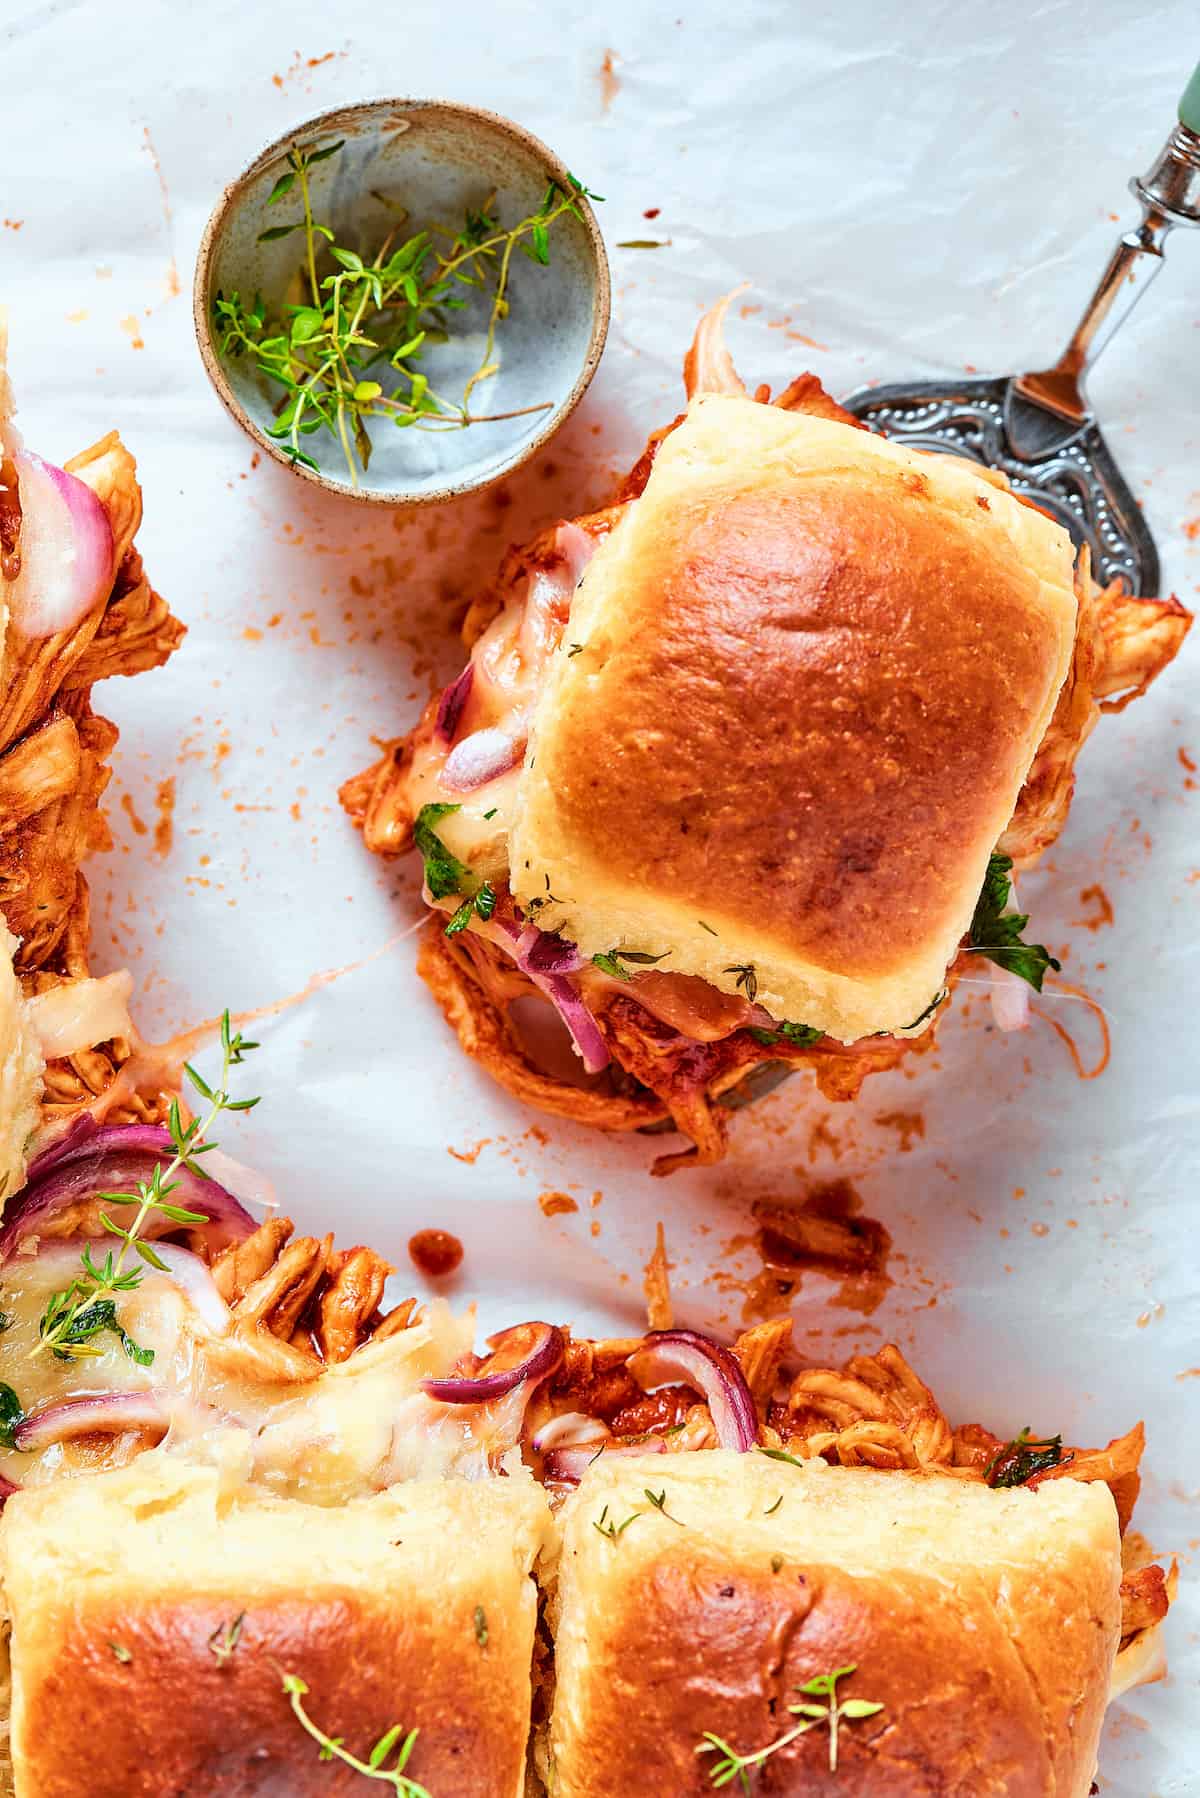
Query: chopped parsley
[[748, 1021, 824, 1049], [413, 803, 471, 900], [444, 881, 496, 937], [0, 1382, 23, 1450], [984, 1427, 1067, 1488], [969, 852, 1060, 992]]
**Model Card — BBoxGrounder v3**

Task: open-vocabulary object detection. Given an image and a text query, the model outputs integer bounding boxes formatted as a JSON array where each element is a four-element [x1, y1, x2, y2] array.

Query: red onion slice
[[13, 1390, 171, 1453], [434, 664, 474, 743], [141, 1243, 232, 1335], [441, 727, 524, 793], [4, 1119, 257, 1264], [500, 923, 607, 1073], [515, 926, 585, 977], [8, 450, 114, 638], [626, 1329, 758, 1452], [531, 1411, 610, 1453], [421, 1321, 564, 1404], [543, 1437, 668, 1484], [988, 966, 1032, 1032]]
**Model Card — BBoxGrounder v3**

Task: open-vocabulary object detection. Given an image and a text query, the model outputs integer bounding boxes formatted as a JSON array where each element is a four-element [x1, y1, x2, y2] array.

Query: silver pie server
[[842, 61, 1200, 596]]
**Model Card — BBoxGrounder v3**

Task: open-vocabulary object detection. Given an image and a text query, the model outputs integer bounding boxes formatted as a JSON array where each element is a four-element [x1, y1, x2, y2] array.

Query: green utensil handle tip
[[1180, 61, 1200, 135]]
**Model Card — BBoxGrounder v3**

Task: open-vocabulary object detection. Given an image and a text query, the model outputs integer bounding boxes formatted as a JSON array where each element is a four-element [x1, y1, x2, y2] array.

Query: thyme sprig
[[282, 1673, 432, 1795], [32, 1011, 259, 1364], [698, 1664, 884, 1788], [214, 137, 602, 483]]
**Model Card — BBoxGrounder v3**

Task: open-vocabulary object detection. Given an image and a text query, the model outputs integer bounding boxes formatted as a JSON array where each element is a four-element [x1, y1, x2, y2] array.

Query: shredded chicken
[[0, 418, 183, 1135]]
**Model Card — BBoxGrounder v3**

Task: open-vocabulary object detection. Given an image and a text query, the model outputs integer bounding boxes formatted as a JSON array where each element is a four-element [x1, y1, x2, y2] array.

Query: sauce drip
[[408, 1229, 464, 1279]]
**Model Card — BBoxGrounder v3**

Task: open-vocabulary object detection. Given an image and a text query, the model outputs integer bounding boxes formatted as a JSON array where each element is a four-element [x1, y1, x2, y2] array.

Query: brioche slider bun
[[547, 1451, 1120, 1797], [0, 1456, 551, 1797], [511, 396, 1077, 1043]]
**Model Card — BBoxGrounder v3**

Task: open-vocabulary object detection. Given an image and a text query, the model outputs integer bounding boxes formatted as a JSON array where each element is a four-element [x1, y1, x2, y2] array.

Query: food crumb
[[447, 1138, 491, 1165], [538, 1191, 578, 1217], [154, 778, 175, 857], [598, 48, 621, 110], [120, 792, 148, 837]]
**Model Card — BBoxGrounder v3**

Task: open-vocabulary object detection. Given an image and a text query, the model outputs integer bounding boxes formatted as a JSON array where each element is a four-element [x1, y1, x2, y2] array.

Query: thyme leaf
[[32, 1011, 259, 1365], [282, 1673, 432, 1794], [697, 1662, 884, 1784], [214, 139, 603, 485]]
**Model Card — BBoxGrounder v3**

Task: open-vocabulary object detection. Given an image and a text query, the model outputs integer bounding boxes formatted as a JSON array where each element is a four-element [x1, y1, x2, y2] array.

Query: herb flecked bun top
[[546, 1451, 1121, 1797], [509, 396, 1078, 1043]]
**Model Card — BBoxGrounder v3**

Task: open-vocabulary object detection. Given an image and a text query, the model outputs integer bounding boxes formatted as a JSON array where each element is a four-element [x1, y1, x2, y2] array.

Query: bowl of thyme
[[193, 99, 609, 504]]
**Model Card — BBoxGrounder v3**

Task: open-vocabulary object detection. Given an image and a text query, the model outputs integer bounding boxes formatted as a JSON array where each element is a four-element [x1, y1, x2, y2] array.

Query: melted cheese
[[0, 1252, 520, 1503]]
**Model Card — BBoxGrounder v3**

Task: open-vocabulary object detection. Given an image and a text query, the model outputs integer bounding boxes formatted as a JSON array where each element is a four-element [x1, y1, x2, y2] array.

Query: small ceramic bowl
[[193, 99, 610, 505]]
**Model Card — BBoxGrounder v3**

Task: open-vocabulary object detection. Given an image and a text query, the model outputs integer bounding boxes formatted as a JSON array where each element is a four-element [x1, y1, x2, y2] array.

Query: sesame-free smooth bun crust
[[511, 397, 1077, 1041], [548, 1452, 1121, 1798], [0, 1456, 552, 1798]]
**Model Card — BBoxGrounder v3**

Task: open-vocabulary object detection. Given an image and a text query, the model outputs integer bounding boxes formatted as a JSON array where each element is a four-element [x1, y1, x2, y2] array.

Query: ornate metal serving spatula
[[842, 62, 1200, 596]]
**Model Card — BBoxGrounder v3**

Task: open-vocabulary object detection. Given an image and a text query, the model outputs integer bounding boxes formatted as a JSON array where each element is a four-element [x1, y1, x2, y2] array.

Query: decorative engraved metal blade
[[840, 375, 1159, 596]]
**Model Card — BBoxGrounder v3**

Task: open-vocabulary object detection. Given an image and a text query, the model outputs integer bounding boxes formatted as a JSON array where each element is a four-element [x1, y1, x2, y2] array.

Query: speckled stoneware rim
[[192, 98, 611, 506]]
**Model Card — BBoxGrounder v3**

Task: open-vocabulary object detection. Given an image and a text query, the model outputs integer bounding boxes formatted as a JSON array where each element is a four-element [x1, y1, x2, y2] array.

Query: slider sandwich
[[0, 1120, 1170, 1793], [343, 296, 1191, 1170], [0, 319, 184, 1196]]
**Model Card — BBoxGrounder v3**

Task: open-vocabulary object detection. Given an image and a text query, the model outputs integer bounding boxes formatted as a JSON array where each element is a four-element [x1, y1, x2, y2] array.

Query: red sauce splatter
[[599, 48, 621, 110], [447, 1137, 490, 1164], [408, 1229, 463, 1279], [538, 1191, 578, 1217], [1073, 883, 1114, 931], [1182, 517, 1200, 542], [643, 207, 661, 219], [154, 777, 175, 857], [120, 792, 148, 837], [1180, 746, 1196, 772]]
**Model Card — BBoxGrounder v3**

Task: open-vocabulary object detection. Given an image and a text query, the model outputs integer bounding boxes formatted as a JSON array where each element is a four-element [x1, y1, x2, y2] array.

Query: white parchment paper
[[2, 2, 1198, 1789]]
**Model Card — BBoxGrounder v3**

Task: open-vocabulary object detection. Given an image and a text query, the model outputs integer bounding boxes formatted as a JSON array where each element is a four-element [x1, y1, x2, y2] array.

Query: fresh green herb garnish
[[698, 1664, 884, 1786], [591, 947, 670, 980], [616, 238, 671, 249], [901, 990, 946, 1031], [643, 1487, 684, 1525], [747, 1021, 823, 1049], [764, 1495, 783, 1517], [566, 642, 585, 657], [208, 1613, 246, 1668], [723, 964, 758, 1003], [697, 920, 719, 936], [33, 1011, 259, 1364], [444, 880, 496, 937], [39, 1294, 155, 1367], [756, 1445, 807, 1470], [213, 137, 602, 484], [0, 1383, 23, 1450], [983, 1427, 1067, 1488], [281, 1673, 432, 1795], [109, 1641, 133, 1665], [473, 1605, 488, 1648], [593, 1503, 642, 1541], [482, 808, 498, 821], [968, 853, 1060, 992], [412, 803, 470, 901]]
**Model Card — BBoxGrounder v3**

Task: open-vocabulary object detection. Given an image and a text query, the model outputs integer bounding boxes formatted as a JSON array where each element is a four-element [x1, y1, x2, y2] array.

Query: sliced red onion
[[500, 922, 608, 1073], [13, 1390, 170, 1453], [7, 450, 114, 638], [441, 726, 524, 793], [531, 1411, 610, 1453], [434, 663, 474, 743], [421, 1321, 564, 1404], [543, 1437, 668, 1484], [515, 926, 585, 977], [4, 1119, 256, 1264], [988, 966, 1032, 1033], [626, 1329, 758, 1453], [140, 1243, 232, 1335]]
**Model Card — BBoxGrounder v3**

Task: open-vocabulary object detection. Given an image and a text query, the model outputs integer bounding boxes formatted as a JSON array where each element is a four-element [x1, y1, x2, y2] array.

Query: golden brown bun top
[[549, 1452, 1120, 1798], [511, 398, 1077, 1041], [1, 1454, 552, 1798]]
